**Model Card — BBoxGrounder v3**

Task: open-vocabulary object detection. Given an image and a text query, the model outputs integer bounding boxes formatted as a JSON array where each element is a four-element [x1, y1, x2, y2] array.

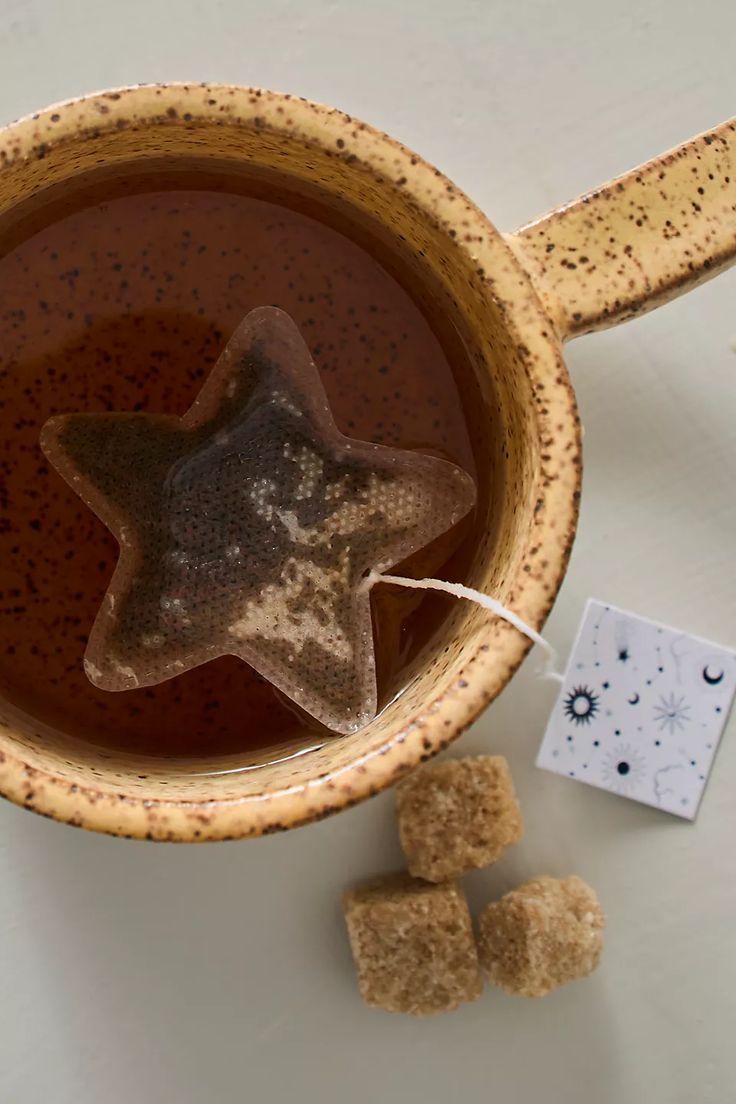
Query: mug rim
[[0, 83, 580, 839]]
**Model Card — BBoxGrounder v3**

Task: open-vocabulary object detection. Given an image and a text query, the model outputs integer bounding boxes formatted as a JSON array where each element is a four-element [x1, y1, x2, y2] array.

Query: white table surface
[[1, 2, 734, 1101]]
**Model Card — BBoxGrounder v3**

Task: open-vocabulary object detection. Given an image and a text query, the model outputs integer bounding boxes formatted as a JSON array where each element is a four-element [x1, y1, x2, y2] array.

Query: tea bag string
[[367, 571, 563, 683]]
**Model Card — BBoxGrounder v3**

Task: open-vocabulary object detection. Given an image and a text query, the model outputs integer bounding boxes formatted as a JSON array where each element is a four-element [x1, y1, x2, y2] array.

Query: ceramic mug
[[0, 84, 733, 840]]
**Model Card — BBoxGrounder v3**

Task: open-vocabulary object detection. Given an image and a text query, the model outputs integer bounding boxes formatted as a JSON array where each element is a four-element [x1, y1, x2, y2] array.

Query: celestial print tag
[[536, 599, 736, 819]]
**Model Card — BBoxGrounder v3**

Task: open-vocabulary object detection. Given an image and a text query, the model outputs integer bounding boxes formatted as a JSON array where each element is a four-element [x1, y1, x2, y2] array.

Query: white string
[[368, 571, 563, 683]]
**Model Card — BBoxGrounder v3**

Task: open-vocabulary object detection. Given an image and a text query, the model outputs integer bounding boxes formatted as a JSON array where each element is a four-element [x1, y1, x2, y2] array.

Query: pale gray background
[[0, 2, 735, 1102]]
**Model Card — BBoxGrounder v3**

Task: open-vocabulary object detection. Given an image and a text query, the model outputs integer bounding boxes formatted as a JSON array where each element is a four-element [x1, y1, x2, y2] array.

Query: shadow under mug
[[0, 84, 733, 840]]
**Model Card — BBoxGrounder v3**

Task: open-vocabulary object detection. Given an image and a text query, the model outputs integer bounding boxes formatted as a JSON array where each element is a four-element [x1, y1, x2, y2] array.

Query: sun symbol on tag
[[601, 745, 647, 794], [563, 685, 600, 726]]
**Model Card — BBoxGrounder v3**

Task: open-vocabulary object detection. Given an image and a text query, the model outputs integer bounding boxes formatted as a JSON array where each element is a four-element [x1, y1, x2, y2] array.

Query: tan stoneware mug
[[0, 84, 733, 840]]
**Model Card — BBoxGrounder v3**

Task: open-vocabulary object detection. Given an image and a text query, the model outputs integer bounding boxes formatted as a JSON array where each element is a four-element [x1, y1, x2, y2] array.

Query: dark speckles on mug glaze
[[510, 120, 736, 339], [0, 85, 729, 840]]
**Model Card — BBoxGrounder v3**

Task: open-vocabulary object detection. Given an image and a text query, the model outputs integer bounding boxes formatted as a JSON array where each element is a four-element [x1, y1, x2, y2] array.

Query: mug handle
[[506, 117, 736, 341]]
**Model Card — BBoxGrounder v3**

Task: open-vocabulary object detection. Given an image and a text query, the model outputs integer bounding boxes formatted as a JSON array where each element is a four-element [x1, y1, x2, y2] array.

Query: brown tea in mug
[[0, 167, 480, 764]]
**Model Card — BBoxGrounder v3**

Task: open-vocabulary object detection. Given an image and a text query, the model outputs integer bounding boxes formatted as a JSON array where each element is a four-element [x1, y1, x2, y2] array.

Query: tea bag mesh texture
[[41, 307, 476, 734]]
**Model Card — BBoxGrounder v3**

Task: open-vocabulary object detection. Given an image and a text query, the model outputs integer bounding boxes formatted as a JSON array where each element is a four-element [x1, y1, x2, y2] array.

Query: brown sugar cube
[[342, 873, 482, 1015], [396, 756, 523, 881], [477, 875, 605, 997]]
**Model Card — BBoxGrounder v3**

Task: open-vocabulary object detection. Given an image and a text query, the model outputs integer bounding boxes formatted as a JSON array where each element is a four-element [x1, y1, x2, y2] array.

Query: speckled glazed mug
[[0, 85, 733, 840]]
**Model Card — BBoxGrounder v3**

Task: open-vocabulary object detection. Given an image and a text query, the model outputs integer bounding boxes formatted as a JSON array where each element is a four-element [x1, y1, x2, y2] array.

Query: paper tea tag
[[536, 599, 736, 819]]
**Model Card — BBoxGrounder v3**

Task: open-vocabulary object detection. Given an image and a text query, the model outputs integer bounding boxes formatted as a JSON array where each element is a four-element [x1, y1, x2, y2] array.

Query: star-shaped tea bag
[[41, 307, 475, 734]]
